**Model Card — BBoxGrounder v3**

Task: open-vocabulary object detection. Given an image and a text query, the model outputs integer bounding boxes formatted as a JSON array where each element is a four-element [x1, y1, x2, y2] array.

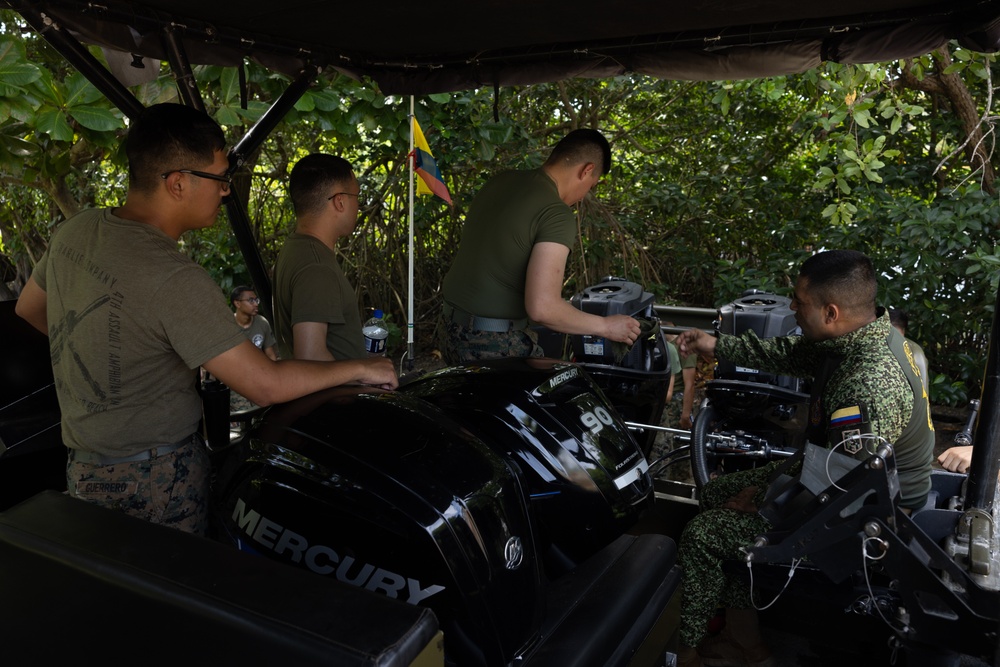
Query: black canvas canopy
[[7, 0, 1000, 95]]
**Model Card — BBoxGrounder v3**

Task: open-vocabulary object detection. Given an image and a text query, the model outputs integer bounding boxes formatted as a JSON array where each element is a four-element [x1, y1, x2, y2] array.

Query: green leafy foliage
[[1, 9, 997, 402]]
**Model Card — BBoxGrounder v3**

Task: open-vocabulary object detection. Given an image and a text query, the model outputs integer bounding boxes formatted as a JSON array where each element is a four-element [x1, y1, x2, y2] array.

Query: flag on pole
[[412, 118, 452, 206]]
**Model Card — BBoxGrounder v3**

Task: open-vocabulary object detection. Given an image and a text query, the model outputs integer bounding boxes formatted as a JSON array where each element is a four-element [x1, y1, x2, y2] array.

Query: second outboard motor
[[716, 290, 806, 393], [691, 291, 810, 487]]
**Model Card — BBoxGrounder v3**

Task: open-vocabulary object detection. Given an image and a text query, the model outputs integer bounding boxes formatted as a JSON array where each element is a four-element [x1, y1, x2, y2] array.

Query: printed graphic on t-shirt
[[49, 240, 127, 415]]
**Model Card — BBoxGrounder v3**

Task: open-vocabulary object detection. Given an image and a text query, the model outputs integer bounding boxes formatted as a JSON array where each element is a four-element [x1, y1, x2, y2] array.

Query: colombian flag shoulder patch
[[830, 405, 863, 427]]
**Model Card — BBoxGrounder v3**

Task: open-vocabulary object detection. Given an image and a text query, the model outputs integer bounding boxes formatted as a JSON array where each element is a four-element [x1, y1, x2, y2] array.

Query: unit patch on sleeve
[[828, 403, 871, 455]]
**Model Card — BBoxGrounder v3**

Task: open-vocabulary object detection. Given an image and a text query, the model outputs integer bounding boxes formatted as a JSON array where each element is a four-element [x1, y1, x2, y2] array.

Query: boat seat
[[0, 491, 442, 666]]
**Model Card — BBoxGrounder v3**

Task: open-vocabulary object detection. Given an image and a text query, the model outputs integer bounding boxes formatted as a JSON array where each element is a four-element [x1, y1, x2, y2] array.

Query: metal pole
[[229, 66, 320, 169], [225, 66, 321, 320], [161, 26, 205, 112], [407, 96, 416, 370], [652, 304, 716, 333], [966, 287, 1000, 513]]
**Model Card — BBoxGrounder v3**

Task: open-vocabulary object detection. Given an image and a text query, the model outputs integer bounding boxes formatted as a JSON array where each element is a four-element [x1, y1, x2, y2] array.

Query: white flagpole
[[407, 96, 416, 370]]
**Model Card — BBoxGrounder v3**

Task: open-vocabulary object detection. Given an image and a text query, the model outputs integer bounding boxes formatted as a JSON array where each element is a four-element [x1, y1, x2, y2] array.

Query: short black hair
[[230, 285, 253, 306], [289, 153, 355, 216], [545, 129, 612, 177], [799, 250, 877, 317], [126, 103, 226, 193]]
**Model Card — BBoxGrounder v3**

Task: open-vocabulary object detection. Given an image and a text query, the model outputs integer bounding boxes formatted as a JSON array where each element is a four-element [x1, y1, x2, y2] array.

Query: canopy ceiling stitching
[[6, 0, 999, 94]]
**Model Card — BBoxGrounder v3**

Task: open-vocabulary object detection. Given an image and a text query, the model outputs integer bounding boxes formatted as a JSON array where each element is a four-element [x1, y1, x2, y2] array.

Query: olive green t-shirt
[[442, 169, 577, 319], [33, 209, 246, 456], [242, 315, 276, 353], [272, 233, 366, 360], [669, 340, 697, 383]]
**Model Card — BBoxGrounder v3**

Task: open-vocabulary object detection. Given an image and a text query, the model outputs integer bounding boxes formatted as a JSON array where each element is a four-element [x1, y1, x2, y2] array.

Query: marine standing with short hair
[[231, 285, 278, 360], [440, 129, 641, 363], [273, 154, 368, 362]]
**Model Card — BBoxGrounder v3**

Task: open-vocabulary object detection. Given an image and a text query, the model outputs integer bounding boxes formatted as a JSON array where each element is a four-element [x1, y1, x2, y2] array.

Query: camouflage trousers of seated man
[[66, 437, 211, 536], [439, 315, 543, 365], [678, 460, 783, 647]]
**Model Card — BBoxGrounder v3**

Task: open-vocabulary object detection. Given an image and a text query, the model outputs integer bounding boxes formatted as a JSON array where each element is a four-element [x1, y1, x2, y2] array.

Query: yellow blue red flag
[[412, 118, 452, 206]]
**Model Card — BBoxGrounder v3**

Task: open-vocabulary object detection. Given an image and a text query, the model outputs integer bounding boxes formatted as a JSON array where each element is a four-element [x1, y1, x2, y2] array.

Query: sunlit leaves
[[34, 108, 73, 141], [0, 35, 40, 89], [67, 105, 121, 132]]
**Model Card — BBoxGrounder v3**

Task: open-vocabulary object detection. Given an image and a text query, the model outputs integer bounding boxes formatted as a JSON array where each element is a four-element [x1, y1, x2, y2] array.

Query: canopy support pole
[[225, 65, 321, 320], [967, 286, 1000, 515], [162, 26, 205, 112], [14, 6, 145, 120], [407, 96, 416, 371]]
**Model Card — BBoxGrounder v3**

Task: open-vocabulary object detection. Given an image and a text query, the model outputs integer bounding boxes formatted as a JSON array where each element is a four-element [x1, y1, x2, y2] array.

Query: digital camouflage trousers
[[66, 437, 211, 535], [678, 461, 781, 646], [439, 316, 543, 365], [650, 394, 693, 482]]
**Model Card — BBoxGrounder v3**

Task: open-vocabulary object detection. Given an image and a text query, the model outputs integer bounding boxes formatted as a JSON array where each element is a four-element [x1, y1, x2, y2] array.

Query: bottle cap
[[374, 309, 383, 319]]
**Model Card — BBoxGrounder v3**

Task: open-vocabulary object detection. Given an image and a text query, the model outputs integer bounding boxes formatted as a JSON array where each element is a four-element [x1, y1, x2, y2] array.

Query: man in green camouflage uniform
[[439, 129, 640, 363], [673, 250, 933, 667]]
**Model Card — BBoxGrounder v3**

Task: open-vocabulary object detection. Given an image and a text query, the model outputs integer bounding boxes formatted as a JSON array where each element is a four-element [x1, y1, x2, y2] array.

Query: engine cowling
[[214, 358, 653, 665]]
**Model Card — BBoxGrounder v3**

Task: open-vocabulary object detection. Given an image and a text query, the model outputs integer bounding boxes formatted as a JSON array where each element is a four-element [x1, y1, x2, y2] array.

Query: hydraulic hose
[[691, 404, 717, 488]]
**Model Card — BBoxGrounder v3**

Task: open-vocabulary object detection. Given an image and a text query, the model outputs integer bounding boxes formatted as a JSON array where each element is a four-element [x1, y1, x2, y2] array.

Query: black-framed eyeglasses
[[161, 169, 232, 191], [328, 191, 361, 202], [239, 297, 261, 305]]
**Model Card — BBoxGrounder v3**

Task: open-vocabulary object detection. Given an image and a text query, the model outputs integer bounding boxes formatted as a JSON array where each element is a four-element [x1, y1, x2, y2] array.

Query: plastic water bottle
[[362, 309, 389, 356]]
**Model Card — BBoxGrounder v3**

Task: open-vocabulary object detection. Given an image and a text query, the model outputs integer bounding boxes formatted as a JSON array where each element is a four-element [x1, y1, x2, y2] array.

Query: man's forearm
[[530, 298, 610, 336], [717, 332, 814, 378]]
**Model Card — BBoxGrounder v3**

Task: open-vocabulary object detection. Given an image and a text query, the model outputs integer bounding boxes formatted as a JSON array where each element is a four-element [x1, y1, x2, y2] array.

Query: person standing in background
[[273, 154, 368, 362], [231, 285, 277, 360], [651, 323, 698, 480], [227, 285, 278, 414]]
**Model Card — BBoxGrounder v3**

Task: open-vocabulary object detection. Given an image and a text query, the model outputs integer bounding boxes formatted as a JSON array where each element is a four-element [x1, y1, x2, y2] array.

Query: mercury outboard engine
[[213, 357, 672, 666], [535, 276, 671, 456], [690, 290, 810, 486]]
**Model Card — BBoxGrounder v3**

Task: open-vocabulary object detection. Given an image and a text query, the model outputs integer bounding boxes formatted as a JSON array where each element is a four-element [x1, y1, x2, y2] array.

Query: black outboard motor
[[715, 289, 806, 393], [213, 357, 664, 666], [571, 278, 660, 369], [690, 291, 810, 486], [537, 277, 671, 456]]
